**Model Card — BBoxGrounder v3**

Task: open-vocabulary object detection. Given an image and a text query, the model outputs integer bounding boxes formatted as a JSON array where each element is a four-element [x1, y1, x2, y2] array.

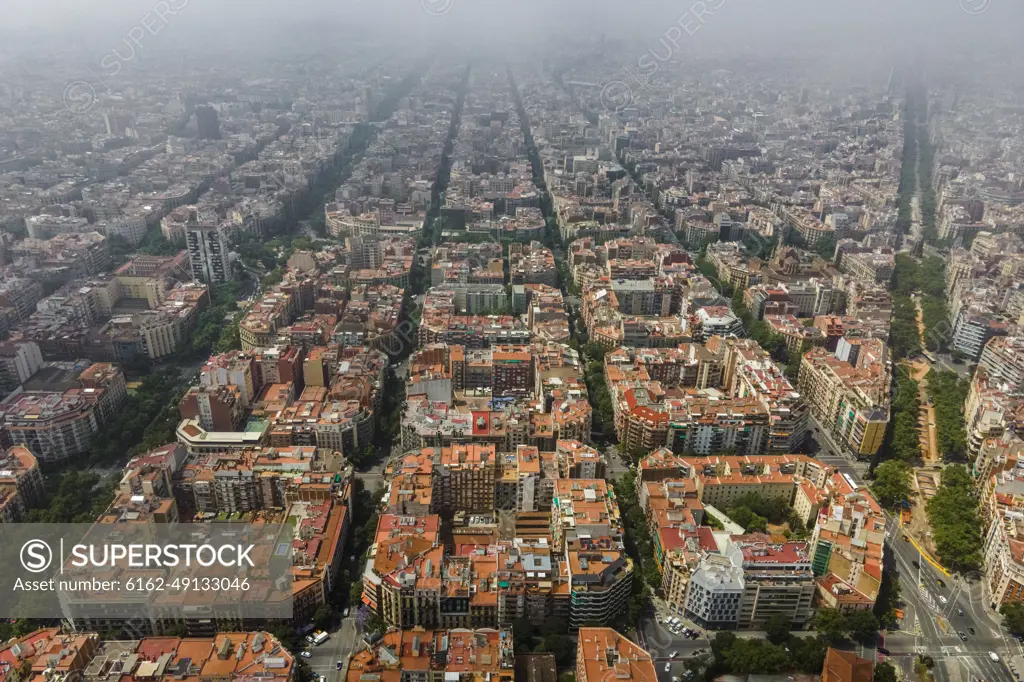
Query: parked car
[[300, 652, 312, 659]]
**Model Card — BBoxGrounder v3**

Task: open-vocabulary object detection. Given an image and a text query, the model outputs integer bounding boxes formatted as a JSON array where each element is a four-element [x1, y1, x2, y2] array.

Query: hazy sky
[[3, 0, 1022, 61]]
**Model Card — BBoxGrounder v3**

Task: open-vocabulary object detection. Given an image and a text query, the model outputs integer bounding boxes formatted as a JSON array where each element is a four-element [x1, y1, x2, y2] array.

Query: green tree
[[313, 603, 334, 631], [538, 635, 574, 667], [872, 461, 912, 510], [791, 636, 827, 674], [710, 631, 737, 661], [875, 568, 902, 629], [814, 233, 837, 261], [540, 618, 568, 637], [926, 370, 969, 459], [926, 464, 982, 570], [813, 608, 848, 645], [764, 613, 792, 645], [724, 640, 790, 675], [1002, 602, 1024, 636], [512, 617, 534, 652], [364, 612, 386, 635], [846, 609, 879, 645], [875, 662, 898, 682]]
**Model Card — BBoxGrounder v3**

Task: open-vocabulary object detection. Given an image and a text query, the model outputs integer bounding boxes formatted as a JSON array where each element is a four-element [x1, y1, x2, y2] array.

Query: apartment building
[[0, 363, 126, 464], [0, 277, 44, 321], [576, 628, 656, 682], [0, 630, 99, 682], [718, 336, 809, 452], [240, 292, 295, 350], [550, 479, 633, 626], [495, 445, 559, 513], [82, 633, 293, 681], [706, 241, 761, 290], [346, 627, 514, 682], [783, 206, 835, 247], [764, 314, 827, 356], [0, 340, 43, 395], [684, 537, 815, 630], [289, 497, 349, 622], [838, 249, 895, 285], [552, 479, 623, 548], [983, 507, 1024, 608], [798, 339, 890, 458], [509, 241, 557, 286], [0, 445, 43, 523], [693, 306, 744, 341], [557, 439, 606, 479], [607, 375, 772, 456], [491, 345, 533, 397], [178, 384, 245, 432], [953, 306, 1009, 361], [566, 537, 634, 629], [432, 443, 499, 513], [980, 335, 1024, 387], [809, 473, 886, 613]]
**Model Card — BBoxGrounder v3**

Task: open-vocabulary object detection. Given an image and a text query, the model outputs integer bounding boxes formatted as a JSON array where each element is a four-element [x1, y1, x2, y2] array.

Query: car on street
[[959, 632, 968, 641], [903, 536, 910, 542], [990, 652, 1001, 662], [665, 663, 672, 672], [969, 628, 976, 635], [937, 579, 946, 588], [670, 651, 679, 658], [939, 596, 948, 604], [305, 636, 314, 644], [957, 608, 964, 616], [912, 560, 920, 568], [300, 651, 312, 659]]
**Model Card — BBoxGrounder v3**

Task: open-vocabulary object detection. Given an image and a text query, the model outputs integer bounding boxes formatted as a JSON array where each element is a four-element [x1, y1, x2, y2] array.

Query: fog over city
[[3, 0, 1024, 56], [3, 2, 1024, 682]]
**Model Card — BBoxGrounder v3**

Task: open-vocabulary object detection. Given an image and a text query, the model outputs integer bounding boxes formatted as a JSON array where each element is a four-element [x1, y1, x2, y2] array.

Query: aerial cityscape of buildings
[[3, 7, 1024, 682]]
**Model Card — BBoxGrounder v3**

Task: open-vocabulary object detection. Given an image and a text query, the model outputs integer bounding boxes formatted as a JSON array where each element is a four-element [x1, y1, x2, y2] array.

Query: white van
[[991, 652, 1001, 662]]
